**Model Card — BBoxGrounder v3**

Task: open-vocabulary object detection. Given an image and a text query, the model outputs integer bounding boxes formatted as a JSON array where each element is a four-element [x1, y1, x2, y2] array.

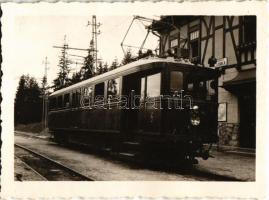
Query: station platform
[[210, 144, 255, 157]]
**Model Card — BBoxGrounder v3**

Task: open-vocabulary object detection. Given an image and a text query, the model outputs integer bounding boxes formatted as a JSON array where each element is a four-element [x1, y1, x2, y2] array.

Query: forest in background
[[14, 47, 135, 125]]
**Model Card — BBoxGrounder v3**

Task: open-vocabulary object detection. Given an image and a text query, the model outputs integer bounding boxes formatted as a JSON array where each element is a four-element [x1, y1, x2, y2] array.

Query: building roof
[[223, 69, 256, 87], [150, 16, 198, 33], [222, 69, 256, 93]]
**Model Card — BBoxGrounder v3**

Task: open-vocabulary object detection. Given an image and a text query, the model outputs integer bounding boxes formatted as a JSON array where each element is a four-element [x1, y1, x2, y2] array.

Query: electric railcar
[[48, 57, 219, 163]]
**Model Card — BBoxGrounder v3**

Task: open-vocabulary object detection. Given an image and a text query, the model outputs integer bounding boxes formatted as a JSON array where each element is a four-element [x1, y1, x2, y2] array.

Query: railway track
[[15, 134, 242, 181], [15, 155, 47, 181], [15, 144, 94, 181]]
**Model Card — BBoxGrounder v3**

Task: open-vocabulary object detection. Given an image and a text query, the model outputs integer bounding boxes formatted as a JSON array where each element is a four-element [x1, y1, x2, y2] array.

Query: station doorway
[[239, 89, 256, 149], [222, 69, 256, 149]]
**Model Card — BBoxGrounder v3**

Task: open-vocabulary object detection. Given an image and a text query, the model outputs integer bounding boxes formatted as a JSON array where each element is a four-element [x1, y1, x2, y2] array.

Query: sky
[[2, 4, 159, 92]]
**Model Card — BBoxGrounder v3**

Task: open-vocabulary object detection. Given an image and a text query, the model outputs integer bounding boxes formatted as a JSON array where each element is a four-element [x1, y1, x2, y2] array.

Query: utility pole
[[87, 15, 101, 73], [42, 56, 49, 131], [62, 35, 68, 74], [43, 56, 50, 87], [53, 35, 92, 77]]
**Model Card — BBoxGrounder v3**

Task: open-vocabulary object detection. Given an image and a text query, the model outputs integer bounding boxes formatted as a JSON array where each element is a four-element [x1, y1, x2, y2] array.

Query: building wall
[[156, 16, 256, 148]]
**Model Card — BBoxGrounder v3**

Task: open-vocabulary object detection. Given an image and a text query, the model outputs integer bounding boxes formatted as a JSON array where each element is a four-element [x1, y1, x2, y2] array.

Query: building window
[[189, 30, 200, 59], [170, 38, 178, 48], [173, 48, 178, 56], [169, 36, 179, 57], [190, 40, 199, 58], [243, 16, 256, 44], [190, 30, 199, 40]]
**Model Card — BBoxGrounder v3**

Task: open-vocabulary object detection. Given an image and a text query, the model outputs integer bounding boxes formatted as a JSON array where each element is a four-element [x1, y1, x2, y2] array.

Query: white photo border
[[1, 1, 268, 199]]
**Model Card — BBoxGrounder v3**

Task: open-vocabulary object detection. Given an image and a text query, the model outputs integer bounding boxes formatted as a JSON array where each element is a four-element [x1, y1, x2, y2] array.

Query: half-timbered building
[[150, 16, 256, 149]]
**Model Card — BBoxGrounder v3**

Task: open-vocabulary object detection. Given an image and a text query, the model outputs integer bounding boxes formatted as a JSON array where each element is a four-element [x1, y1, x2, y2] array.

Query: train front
[[165, 64, 219, 162]]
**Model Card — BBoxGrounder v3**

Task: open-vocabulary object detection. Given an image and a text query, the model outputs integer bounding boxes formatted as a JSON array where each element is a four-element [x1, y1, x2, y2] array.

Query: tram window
[[147, 73, 161, 97], [188, 83, 194, 91], [107, 78, 120, 99], [63, 93, 70, 108], [83, 86, 93, 106], [71, 90, 80, 108], [170, 71, 183, 93], [186, 80, 207, 98], [94, 82, 104, 96], [57, 95, 63, 108], [94, 82, 105, 103], [185, 71, 217, 100], [71, 92, 76, 107], [193, 81, 206, 92], [140, 77, 146, 100], [76, 89, 81, 107], [49, 97, 56, 109]]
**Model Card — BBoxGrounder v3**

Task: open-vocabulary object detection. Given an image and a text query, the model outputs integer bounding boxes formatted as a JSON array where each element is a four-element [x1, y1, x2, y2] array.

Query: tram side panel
[[49, 107, 121, 144]]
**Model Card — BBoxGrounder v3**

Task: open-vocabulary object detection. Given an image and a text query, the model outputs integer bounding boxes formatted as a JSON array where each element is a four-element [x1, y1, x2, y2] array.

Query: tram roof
[[50, 57, 216, 97]]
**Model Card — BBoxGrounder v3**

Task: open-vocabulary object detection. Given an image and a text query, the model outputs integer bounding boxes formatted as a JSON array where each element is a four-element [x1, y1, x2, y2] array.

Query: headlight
[[190, 105, 200, 126], [190, 115, 200, 126], [192, 105, 199, 111]]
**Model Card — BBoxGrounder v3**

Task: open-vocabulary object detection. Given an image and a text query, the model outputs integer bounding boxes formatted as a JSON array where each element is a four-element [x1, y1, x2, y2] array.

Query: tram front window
[[170, 71, 183, 93], [187, 80, 207, 99], [186, 72, 217, 100]]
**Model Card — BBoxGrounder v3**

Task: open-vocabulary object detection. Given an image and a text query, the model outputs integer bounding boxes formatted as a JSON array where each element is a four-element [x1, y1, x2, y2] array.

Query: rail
[[15, 144, 95, 181]]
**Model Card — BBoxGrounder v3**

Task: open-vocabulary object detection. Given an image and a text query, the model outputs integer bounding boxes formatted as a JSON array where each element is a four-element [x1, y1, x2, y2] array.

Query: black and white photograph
[[0, 2, 268, 199]]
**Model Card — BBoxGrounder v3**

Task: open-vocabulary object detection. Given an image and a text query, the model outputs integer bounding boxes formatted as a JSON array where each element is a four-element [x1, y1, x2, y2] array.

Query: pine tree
[[82, 44, 95, 80], [103, 62, 108, 73], [15, 75, 27, 124], [70, 71, 82, 85], [122, 49, 134, 65], [15, 75, 42, 125], [110, 58, 120, 71], [53, 46, 71, 90], [96, 61, 104, 75]]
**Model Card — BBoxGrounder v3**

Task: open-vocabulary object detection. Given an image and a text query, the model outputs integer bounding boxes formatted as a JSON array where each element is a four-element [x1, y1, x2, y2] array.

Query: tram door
[[121, 74, 141, 136]]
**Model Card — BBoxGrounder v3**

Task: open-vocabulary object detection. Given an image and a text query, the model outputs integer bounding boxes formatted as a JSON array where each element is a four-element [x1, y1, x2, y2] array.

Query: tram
[[48, 57, 219, 163]]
